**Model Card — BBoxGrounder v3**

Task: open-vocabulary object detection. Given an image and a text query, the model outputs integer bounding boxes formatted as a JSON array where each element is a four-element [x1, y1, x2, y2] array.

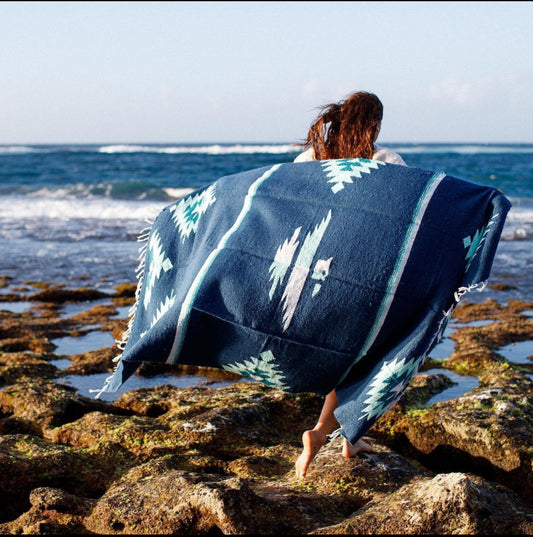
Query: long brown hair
[[303, 91, 383, 160]]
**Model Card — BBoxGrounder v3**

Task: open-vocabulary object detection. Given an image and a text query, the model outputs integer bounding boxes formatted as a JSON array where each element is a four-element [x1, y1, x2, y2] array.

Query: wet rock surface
[[0, 282, 532, 534]]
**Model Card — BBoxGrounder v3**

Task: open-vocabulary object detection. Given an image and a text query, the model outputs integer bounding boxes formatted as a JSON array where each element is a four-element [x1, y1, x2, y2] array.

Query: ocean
[[0, 143, 531, 304]]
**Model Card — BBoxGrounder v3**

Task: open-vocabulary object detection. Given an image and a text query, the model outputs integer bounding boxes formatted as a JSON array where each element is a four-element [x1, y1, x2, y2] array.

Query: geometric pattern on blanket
[[95, 158, 511, 445]]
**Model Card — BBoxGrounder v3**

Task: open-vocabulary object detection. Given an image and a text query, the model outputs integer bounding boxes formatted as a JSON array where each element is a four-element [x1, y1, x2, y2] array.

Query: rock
[[312, 472, 533, 535], [49, 382, 324, 462], [0, 509, 89, 535], [0, 351, 58, 387], [1, 286, 532, 534], [0, 379, 124, 434], [47, 410, 179, 458], [29, 286, 110, 303], [300, 436, 430, 499], [397, 373, 533, 505], [0, 306, 73, 354], [113, 283, 137, 298], [84, 444, 427, 535], [135, 360, 242, 382], [401, 370, 456, 407], [0, 292, 21, 302], [110, 384, 185, 417], [84, 457, 276, 535], [490, 283, 518, 291], [62, 345, 118, 375], [0, 487, 97, 534], [0, 435, 133, 523], [29, 487, 97, 516], [68, 302, 116, 321]]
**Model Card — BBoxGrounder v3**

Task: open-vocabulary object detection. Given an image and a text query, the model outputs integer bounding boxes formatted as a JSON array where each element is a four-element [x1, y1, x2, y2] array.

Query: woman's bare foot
[[342, 437, 375, 458], [295, 429, 328, 479]]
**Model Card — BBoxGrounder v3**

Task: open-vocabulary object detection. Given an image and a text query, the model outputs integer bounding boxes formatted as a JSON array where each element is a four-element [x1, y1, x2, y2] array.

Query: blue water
[[420, 368, 480, 406], [58, 372, 236, 402], [0, 143, 531, 302], [51, 330, 116, 356], [497, 340, 533, 364]]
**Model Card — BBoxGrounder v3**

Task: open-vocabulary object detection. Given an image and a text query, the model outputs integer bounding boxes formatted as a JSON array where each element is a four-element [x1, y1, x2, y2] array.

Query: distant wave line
[[1, 184, 194, 201], [0, 197, 169, 221], [97, 144, 300, 154], [0, 144, 301, 155], [1, 143, 533, 156], [389, 144, 533, 155], [0, 146, 39, 154]]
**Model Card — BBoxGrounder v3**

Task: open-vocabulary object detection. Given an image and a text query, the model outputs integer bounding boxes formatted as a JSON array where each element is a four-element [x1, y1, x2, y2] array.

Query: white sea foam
[[162, 187, 195, 199], [0, 193, 530, 231], [0, 143, 300, 155], [26, 185, 106, 199], [501, 201, 533, 240], [0, 196, 167, 221], [20, 184, 193, 201], [98, 143, 300, 154], [0, 145, 39, 154], [506, 206, 533, 224]]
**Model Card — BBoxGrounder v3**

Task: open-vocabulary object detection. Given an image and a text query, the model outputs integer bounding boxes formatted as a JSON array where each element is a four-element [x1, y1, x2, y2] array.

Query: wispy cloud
[[428, 77, 482, 107], [426, 73, 528, 109], [302, 80, 318, 99]]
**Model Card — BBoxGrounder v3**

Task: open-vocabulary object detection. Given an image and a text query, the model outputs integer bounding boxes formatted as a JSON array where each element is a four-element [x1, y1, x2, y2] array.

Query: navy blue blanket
[[96, 159, 510, 445]]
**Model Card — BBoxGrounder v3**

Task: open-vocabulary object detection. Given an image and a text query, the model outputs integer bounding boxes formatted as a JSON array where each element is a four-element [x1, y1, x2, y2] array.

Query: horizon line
[[1, 141, 532, 146]]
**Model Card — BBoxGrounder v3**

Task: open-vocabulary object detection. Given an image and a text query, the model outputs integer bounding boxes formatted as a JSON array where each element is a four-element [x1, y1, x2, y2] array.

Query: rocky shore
[[0, 277, 532, 534]]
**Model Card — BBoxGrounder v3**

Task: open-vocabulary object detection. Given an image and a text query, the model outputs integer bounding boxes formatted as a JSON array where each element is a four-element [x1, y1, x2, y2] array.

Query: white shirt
[[294, 144, 407, 166]]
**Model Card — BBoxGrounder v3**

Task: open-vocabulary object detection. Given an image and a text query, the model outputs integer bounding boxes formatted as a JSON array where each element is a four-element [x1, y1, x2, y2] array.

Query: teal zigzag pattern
[[144, 230, 173, 310], [322, 158, 385, 193], [463, 212, 500, 271], [358, 354, 423, 422], [222, 350, 289, 391], [170, 184, 217, 242], [140, 291, 177, 339]]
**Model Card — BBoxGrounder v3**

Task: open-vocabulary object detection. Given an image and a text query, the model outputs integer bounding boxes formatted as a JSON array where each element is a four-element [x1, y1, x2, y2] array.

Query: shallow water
[[428, 338, 456, 360], [58, 371, 236, 402], [428, 318, 507, 360], [453, 319, 497, 328], [51, 331, 116, 355], [497, 340, 533, 364], [59, 299, 131, 319], [420, 368, 480, 406], [0, 301, 35, 313], [59, 299, 111, 317], [112, 305, 131, 318], [50, 358, 73, 370]]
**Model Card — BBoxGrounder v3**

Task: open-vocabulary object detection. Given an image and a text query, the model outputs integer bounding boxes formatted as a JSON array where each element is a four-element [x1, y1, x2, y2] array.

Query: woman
[[294, 91, 406, 480], [294, 91, 406, 165]]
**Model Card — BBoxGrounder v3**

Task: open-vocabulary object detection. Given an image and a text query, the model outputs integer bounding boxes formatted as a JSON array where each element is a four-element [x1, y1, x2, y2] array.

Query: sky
[[1, 1, 532, 144]]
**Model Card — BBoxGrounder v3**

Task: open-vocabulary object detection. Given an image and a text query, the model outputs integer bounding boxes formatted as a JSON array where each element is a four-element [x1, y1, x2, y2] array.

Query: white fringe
[[424, 279, 489, 359], [89, 212, 157, 399], [327, 428, 343, 442], [453, 280, 487, 303]]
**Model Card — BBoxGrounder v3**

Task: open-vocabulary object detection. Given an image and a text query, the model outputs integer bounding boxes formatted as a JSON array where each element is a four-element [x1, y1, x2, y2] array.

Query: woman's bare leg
[[295, 390, 377, 478], [295, 390, 339, 479]]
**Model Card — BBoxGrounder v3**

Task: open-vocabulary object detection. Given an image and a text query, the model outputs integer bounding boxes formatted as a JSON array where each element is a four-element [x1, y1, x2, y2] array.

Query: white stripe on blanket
[[166, 163, 283, 364], [336, 170, 446, 384]]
